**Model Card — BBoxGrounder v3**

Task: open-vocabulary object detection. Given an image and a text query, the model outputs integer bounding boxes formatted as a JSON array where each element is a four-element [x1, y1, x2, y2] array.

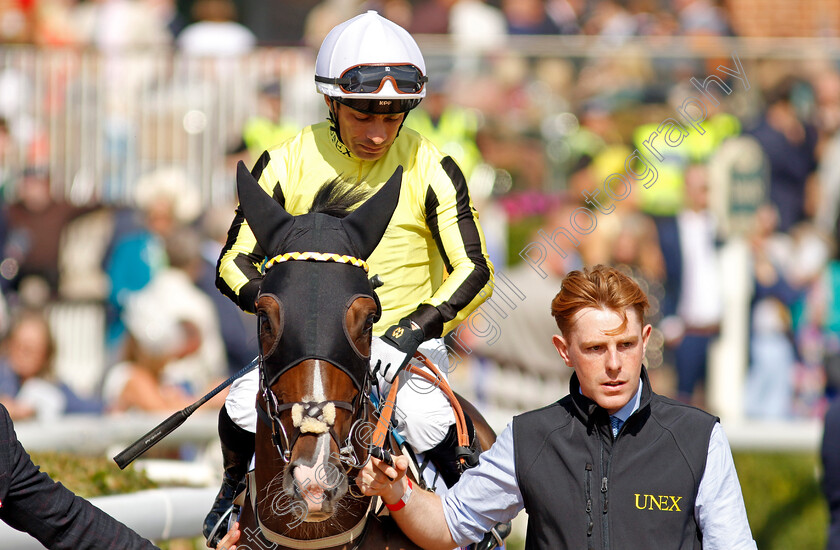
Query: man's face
[[328, 98, 405, 161], [553, 307, 651, 415]]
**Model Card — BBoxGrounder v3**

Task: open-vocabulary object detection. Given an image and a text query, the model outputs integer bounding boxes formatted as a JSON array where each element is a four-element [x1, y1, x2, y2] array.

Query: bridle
[[254, 250, 378, 474], [256, 361, 373, 473]]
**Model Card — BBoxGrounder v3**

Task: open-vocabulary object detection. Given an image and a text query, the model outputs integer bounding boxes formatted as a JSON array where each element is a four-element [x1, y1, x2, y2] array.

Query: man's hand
[[357, 453, 458, 550], [215, 522, 240, 550], [373, 319, 425, 383], [357, 452, 410, 506]]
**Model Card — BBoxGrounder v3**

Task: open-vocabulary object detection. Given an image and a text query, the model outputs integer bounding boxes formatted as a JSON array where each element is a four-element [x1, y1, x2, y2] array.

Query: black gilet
[[512, 367, 718, 550]]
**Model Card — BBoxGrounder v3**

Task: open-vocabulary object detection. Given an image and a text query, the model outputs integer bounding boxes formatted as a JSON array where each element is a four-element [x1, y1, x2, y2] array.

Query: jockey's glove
[[373, 318, 425, 383]]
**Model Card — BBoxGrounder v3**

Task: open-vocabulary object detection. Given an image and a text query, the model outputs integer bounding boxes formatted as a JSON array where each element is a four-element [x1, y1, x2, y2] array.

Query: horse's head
[[236, 161, 401, 525]]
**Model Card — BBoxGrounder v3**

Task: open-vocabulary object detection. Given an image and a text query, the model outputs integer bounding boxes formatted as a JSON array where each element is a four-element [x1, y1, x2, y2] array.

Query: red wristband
[[385, 478, 413, 512]]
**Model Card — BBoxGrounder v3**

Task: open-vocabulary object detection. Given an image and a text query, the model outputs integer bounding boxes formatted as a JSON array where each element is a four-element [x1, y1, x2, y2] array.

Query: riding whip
[[113, 356, 259, 470]]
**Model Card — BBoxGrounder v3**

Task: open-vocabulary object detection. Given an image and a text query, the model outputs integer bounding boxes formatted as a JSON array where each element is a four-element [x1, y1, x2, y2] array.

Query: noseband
[[256, 370, 371, 471]]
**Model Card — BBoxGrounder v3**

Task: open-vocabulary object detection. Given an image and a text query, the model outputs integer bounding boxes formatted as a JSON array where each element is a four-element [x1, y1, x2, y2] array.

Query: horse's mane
[[309, 177, 370, 218]]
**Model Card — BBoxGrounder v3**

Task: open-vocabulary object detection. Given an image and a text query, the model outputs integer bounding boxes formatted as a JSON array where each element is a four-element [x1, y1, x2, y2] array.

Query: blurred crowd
[[0, 0, 838, 429], [456, 66, 840, 422], [0, 163, 255, 421], [0, 0, 737, 49]]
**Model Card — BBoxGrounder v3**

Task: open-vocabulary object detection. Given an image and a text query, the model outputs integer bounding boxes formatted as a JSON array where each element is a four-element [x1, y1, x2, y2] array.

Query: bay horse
[[230, 161, 497, 549]]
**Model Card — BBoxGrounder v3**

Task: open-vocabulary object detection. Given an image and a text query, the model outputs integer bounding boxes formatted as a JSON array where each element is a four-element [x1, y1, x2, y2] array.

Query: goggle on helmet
[[315, 11, 427, 115]]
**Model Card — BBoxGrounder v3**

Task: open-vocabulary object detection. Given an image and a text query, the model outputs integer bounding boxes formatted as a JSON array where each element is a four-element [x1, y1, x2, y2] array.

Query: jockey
[[208, 10, 499, 547]]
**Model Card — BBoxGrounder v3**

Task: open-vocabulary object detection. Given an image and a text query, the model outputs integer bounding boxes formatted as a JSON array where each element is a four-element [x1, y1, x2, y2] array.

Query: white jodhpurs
[[224, 336, 456, 454]]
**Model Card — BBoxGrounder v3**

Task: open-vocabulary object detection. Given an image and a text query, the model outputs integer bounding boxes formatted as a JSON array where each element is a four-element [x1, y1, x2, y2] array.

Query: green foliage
[[28, 451, 158, 498], [28, 452, 204, 548], [734, 451, 828, 550]]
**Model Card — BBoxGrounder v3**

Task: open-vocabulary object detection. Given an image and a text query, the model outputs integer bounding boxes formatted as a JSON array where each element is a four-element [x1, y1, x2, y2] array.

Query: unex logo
[[634, 494, 683, 512]]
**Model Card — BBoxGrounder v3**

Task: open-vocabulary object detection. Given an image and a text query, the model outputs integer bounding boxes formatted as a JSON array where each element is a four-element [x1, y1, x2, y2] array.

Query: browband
[[264, 251, 369, 273]]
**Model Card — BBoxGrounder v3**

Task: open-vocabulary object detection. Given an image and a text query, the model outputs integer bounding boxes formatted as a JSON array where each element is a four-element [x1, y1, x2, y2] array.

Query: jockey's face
[[327, 98, 404, 161]]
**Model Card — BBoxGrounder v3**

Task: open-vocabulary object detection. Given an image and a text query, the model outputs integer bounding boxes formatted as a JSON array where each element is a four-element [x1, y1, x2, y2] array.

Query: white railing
[[13, 411, 219, 454], [0, 486, 217, 548], [0, 47, 320, 207]]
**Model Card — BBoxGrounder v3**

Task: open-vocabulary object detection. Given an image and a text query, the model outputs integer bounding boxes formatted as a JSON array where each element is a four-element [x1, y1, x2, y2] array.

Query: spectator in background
[[103, 167, 200, 354], [501, 0, 561, 35], [609, 212, 667, 373], [545, 0, 583, 35], [131, 227, 228, 395], [582, 0, 637, 42], [303, 0, 364, 51], [237, 0, 321, 45], [459, 201, 582, 409], [448, 0, 508, 55], [403, 80, 485, 185], [786, 222, 835, 415], [0, 117, 20, 196], [813, 68, 840, 252], [306, 1, 418, 50], [675, 0, 733, 37], [176, 0, 256, 57], [748, 77, 819, 233], [0, 310, 102, 420], [0, 1, 30, 43], [147, 0, 190, 40], [822, 395, 840, 550], [69, 0, 173, 51], [743, 204, 803, 419], [819, 248, 840, 399], [3, 167, 96, 302], [656, 163, 723, 407], [410, 0, 454, 34], [240, 82, 301, 162], [102, 288, 225, 413]]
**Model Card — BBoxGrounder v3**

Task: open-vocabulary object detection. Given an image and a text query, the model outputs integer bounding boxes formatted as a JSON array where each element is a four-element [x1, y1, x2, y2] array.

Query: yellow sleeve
[[412, 155, 494, 336], [215, 150, 288, 313]]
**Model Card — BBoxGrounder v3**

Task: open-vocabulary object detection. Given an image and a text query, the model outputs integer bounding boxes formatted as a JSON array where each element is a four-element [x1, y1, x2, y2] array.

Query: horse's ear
[[342, 165, 402, 260], [236, 160, 294, 254]]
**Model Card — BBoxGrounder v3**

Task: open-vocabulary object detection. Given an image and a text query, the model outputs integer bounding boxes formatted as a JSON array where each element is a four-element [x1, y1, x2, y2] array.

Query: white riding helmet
[[315, 11, 427, 114]]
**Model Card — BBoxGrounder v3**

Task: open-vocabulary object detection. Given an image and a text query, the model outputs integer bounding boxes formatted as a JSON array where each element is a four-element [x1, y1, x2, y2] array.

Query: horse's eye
[[258, 312, 271, 333], [364, 314, 375, 333]]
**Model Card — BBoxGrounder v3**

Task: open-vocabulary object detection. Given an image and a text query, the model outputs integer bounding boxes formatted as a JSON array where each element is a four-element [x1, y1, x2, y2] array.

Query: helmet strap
[[327, 97, 345, 146], [396, 110, 408, 139], [326, 96, 412, 148]]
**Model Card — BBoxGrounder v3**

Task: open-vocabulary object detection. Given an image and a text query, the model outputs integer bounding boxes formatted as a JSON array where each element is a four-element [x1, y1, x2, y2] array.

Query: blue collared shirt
[[442, 382, 757, 549]]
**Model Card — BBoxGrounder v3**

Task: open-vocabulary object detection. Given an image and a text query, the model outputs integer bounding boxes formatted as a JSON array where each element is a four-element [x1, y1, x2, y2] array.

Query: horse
[[230, 160, 498, 549]]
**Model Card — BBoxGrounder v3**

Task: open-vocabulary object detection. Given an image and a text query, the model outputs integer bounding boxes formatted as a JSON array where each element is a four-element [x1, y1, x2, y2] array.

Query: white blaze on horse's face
[[292, 362, 344, 520]]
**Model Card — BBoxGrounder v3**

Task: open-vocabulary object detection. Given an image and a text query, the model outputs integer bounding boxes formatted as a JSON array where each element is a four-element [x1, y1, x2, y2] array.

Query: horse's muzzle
[[284, 459, 349, 521]]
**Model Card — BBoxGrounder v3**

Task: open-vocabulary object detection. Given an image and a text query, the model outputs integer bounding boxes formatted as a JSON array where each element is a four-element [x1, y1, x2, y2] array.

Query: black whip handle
[[113, 357, 259, 469]]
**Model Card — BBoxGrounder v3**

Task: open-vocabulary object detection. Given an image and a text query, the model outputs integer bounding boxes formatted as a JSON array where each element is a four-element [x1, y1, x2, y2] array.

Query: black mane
[[309, 177, 370, 218]]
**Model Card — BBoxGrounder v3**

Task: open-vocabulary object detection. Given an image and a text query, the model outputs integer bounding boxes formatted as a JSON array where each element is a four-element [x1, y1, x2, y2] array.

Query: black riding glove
[[374, 318, 425, 383]]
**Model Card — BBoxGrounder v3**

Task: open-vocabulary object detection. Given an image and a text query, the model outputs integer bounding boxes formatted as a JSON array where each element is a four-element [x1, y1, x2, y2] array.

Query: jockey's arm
[[416, 156, 494, 338], [358, 455, 459, 550]]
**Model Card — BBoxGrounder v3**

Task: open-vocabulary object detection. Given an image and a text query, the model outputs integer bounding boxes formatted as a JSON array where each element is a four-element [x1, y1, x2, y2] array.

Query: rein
[[369, 351, 471, 468]]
